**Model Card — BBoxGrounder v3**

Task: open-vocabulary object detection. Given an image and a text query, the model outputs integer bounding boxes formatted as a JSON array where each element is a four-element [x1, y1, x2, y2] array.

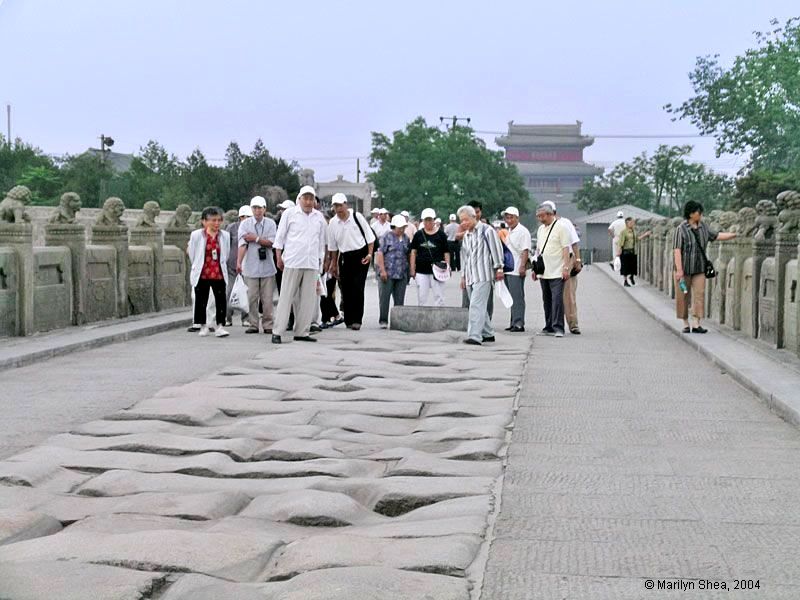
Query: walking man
[[532, 203, 571, 337], [544, 200, 582, 335], [272, 185, 327, 344], [225, 204, 251, 327], [501, 206, 530, 332], [458, 205, 504, 346], [238, 196, 277, 334], [444, 213, 460, 271], [326, 193, 375, 330], [608, 210, 626, 266], [371, 208, 391, 240]]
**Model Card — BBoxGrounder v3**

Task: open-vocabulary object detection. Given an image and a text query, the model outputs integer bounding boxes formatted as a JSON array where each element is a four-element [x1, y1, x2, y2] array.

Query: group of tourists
[[187, 188, 587, 345]]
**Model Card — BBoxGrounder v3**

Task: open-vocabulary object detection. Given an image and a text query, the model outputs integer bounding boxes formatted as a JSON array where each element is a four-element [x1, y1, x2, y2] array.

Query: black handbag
[[533, 221, 556, 276], [690, 227, 716, 279]]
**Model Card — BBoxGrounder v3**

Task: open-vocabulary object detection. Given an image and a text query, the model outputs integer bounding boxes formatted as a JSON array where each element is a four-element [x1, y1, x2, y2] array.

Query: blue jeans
[[466, 281, 494, 342]]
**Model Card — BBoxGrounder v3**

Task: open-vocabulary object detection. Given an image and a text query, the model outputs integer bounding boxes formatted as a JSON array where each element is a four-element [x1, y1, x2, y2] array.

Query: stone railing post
[[164, 226, 192, 305], [91, 224, 129, 318], [711, 239, 736, 324], [0, 223, 34, 335], [749, 238, 774, 338], [44, 223, 87, 325], [130, 226, 164, 312], [775, 231, 799, 349]]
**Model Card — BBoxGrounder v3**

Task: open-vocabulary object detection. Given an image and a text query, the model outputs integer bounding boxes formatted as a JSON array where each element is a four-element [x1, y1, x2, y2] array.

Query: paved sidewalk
[[482, 269, 800, 599]]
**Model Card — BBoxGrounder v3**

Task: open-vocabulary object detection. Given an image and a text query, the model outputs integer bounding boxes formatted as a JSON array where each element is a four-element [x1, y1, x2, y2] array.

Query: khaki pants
[[245, 276, 275, 330], [274, 268, 318, 338], [564, 274, 579, 330], [675, 273, 706, 320]]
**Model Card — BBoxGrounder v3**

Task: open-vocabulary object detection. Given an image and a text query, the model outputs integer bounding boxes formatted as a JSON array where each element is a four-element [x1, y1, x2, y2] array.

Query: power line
[[474, 129, 704, 139]]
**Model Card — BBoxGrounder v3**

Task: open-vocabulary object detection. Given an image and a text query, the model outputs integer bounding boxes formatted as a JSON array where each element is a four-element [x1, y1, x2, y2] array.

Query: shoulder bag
[[690, 226, 716, 279], [532, 222, 556, 276]]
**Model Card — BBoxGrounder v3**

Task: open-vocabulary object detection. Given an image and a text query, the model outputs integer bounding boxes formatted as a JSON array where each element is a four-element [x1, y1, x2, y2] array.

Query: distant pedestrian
[[187, 207, 230, 338], [544, 200, 583, 335], [531, 203, 571, 338], [224, 205, 252, 327], [369, 207, 380, 226], [401, 211, 417, 240], [608, 210, 626, 267], [458, 205, 504, 346], [410, 208, 450, 307], [501, 206, 530, 332], [617, 217, 651, 287], [444, 213, 461, 271], [272, 186, 327, 344], [371, 208, 391, 240], [326, 193, 375, 330], [673, 201, 737, 334], [457, 200, 494, 318], [376, 215, 411, 328], [237, 196, 277, 334]]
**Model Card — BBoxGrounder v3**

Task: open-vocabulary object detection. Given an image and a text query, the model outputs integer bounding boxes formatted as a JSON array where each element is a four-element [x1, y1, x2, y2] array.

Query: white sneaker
[[215, 326, 230, 338], [198, 326, 209, 337], [554, 331, 564, 338]]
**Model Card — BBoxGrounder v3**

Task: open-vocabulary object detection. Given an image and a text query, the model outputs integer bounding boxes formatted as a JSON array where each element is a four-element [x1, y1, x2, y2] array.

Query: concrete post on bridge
[[44, 222, 87, 326], [91, 197, 129, 319], [0, 223, 34, 336], [652, 218, 666, 291], [163, 204, 194, 307], [773, 229, 799, 349], [130, 202, 165, 312], [744, 200, 778, 338]]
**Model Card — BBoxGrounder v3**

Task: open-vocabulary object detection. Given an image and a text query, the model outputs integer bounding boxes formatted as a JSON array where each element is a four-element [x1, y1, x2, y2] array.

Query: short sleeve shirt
[[506, 223, 532, 276], [238, 216, 277, 278], [410, 228, 448, 275], [378, 232, 411, 279], [201, 233, 224, 280], [536, 220, 571, 279], [673, 221, 718, 276]]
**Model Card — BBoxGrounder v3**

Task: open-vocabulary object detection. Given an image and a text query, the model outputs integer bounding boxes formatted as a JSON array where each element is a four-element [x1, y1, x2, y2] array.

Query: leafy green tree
[[59, 153, 114, 208], [368, 117, 528, 218], [733, 169, 800, 208], [0, 136, 56, 195], [665, 18, 800, 171], [17, 165, 62, 204]]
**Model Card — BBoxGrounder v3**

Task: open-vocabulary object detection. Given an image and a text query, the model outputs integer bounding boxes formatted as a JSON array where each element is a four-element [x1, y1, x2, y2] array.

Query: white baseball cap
[[616, 210, 624, 218], [400, 210, 410, 218], [250, 196, 267, 208], [543, 201, 557, 212], [390, 215, 407, 228], [278, 200, 295, 209], [377, 208, 387, 214], [297, 185, 316, 200], [449, 214, 456, 221], [434, 217, 442, 224], [502, 206, 520, 217], [331, 193, 348, 205], [421, 208, 436, 220], [238, 205, 253, 217], [371, 207, 380, 214]]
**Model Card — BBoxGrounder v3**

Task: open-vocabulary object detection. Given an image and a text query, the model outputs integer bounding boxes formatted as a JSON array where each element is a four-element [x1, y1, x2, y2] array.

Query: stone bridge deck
[[1, 270, 799, 599]]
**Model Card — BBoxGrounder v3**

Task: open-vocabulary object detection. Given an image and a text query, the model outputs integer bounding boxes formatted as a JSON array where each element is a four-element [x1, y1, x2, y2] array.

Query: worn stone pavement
[[482, 270, 800, 599]]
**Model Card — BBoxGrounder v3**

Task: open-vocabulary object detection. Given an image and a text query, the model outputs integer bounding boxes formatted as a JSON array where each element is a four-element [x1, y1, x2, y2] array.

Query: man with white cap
[[369, 207, 380, 226], [271, 185, 327, 344], [608, 210, 626, 267], [444, 213, 461, 271], [326, 192, 376, 330], [400, 211, 417, 240], [410, 208, 450, 307], [371, 208, 391, 240], [224, 204, 252, 326], [375, 214, 411, 327], [238, 196, 278, 334], [544, 200, 582, 334], [502, 206, 531, 332]]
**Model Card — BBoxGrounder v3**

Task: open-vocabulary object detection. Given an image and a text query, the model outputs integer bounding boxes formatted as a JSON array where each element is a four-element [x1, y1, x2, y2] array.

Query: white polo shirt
[[505, 223, 532, 276], [371, 219, 391, 240], [558, 216, 581, 247], [327, 209, 376, 253], [274, 206, 327, 270]]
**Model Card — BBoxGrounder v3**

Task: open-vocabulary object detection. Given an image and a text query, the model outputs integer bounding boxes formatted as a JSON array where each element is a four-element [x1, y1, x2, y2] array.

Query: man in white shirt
[[369, 207, 380, 226], [371, 208, 391, 240], [501, 206, 531, 332], [544, 200, 583, 335], [326, 193, 376, 330], [271, 185, 327, 344], [532, 203, 571, 337], [444, 213, 460, 271], [401, 211, 417, 240], [608, 210, 626, 267], [237, 196, 277, 334]]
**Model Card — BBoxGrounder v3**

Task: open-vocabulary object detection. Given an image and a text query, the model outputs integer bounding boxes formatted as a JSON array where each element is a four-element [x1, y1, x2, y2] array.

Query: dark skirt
[[620, 250, 638, 276]]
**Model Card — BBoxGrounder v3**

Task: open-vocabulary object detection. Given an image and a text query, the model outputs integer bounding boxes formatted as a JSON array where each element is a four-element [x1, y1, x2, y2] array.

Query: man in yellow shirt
[[531, 203, 571, 337]]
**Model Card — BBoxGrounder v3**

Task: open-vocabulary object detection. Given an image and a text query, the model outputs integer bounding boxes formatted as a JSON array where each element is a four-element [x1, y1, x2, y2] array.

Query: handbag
[[690, 226, 716, 279], [422, 230, 450, 281], [532, 221, 556, 276]]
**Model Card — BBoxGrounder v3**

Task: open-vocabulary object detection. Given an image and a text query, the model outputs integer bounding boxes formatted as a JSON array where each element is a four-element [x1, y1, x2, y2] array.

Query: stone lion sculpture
[[707, 209, 723, 229], [223, 209, 238, 226], [95, 197, 126, 227], [135, 201, 161, 228], [0, 185, 33, 224], [776, 190, 800, 234], [754, 199, 778, 242], [166, 204, 193, 229], [48, 192, 82, 224], [732, 207, 757, 237], [717, 211, 738, 232], [298, 168, 316, 188]]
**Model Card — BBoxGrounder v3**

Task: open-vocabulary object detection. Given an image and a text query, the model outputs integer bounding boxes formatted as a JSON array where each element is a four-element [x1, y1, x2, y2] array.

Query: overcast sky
[[1, 0, 797, 181]]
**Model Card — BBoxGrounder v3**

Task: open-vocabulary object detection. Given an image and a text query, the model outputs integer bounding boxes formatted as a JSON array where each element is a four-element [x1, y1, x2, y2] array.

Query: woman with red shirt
[[188, 207, 231, 337]]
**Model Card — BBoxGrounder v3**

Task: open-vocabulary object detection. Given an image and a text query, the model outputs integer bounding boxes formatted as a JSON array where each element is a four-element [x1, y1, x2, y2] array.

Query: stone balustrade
[[635, 192, 800, 358]]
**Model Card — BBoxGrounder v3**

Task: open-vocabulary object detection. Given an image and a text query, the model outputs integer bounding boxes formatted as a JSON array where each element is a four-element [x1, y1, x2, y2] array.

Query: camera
[[258, 246, 268, 261]]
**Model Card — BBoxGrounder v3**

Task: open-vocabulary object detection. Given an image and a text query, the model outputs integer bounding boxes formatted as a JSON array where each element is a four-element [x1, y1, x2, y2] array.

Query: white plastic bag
[[229, 275, 249, 312], [495, 280, 514, 309], [613, 256, 621, 272], [317, 274, 327, 297]]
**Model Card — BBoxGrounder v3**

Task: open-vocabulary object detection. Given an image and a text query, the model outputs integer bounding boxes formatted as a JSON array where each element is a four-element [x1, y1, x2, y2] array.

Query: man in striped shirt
[[458, 205, 504, 346]]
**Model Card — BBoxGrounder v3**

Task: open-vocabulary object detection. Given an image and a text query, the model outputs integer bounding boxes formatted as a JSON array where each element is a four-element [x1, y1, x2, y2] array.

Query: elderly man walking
[[225, 204, 252, 327], [543, 200, 583, 335], [237, 196, 277, 334], [326, 193, 375, 330], [532, 203, 572, 338], [271, 186, 327, 344], [458, 205, 504, 346], [501, 206, 531, 332], [608, 210, 626, 267]]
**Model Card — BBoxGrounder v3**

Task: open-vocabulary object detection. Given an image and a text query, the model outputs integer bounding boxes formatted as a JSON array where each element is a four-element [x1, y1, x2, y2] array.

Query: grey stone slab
[[0, 561, 169, 600], [240, 490, 385, 527], [106, 401, 224, 426], [386, 453, 502, 478], [0, 528, 283, 582], [0, 460, 89, 492], [0, 509, 62, 545], [389, 305, 469, 332], [64, 513, 206, 534], [253, 438, 346, 461]]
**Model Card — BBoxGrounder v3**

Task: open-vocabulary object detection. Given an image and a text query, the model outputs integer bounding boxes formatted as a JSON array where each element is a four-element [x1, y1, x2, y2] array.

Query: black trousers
[[447, 240, 461, 271], [194, 278, 226, 326], [540, 277, 565, 334], [320, 276, 340, 322], [339, 245, 369, 326]]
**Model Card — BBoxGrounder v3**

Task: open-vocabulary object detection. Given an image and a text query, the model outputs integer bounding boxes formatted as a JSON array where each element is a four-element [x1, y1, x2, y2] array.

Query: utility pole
[[356, 157, 360, 182], [6, 104, 10, 146], [439, 115, 471, 132]]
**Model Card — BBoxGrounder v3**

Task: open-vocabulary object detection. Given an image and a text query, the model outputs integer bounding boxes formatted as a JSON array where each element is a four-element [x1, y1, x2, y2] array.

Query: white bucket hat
[[250, 196, 267, 208], [390, 215, 407, 228], [238, 205, 253, 217]]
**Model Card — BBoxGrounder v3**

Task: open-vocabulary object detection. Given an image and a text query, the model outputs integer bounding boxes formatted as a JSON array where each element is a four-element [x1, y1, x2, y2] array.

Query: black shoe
[[245, 327, 259, 334], [682, 327, 691, 334], [271, 335, 282, 344], [504, 326, 514, 331], [509, 326, 525, 333], [187, 325, 201, 332], [623, 281, 630, 287], [310, 324, 322, 333], [482, 336, 496, 343], [263, 329, 272, 334], [630, 277, 636, 286], [294, 335, 317, 342], [691, 326, 708, 334], [463, 338, 482, 346], [570, 328, 581, 335]]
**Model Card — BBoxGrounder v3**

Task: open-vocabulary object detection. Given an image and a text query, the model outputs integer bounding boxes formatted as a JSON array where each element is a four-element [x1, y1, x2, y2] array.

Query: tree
[[59, 153, 114, 208], [0, 136, 56, 195], [17, 165, 62, 205], [732, 169, 800, 208], [368, 117, 528, 218], [665, 18, 800, 171]]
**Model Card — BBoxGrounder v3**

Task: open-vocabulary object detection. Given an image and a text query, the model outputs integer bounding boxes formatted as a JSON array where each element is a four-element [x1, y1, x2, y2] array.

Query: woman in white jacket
[[187, 207, 230, 337]]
